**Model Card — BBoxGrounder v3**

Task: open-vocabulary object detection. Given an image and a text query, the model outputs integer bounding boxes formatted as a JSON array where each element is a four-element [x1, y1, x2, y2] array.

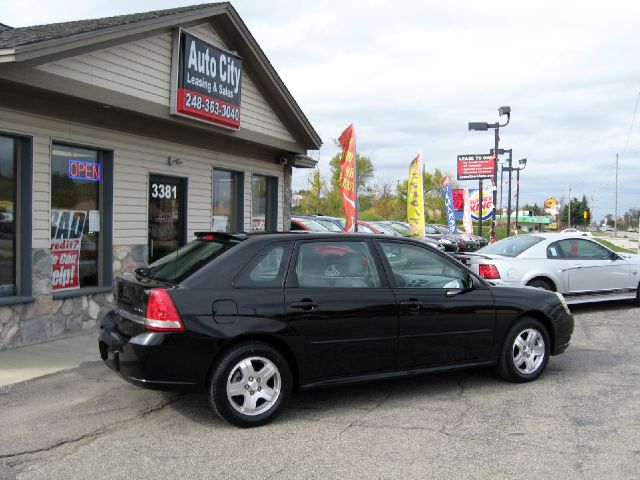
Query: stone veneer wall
[[0, 245, 148, 351]]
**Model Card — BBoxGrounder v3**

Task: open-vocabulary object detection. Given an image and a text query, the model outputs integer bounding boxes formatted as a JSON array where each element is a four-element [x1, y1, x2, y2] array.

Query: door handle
[[400, 299, 422, 310], [561, 264, 583, 272], [290, 301, 319, 310]]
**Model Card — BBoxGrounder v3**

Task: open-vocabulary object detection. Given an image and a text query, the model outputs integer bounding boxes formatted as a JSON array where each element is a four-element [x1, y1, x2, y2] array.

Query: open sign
[[68, 160, 101, 182]]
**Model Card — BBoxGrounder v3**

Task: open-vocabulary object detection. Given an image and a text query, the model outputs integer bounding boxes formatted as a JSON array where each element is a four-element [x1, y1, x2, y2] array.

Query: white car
[[463, 233, 640, 304], [561, 228, 592, 237]]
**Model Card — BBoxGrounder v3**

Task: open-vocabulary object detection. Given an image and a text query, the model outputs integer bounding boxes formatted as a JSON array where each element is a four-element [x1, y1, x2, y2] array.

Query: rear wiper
[[134, 267, 153, 278]]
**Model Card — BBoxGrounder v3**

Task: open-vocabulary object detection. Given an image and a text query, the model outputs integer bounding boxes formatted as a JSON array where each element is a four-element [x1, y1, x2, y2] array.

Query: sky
[[2, 0, 640, 222]]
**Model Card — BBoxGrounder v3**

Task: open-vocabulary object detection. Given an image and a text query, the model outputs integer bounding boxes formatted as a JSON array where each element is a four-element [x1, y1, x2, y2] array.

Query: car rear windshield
[[135, 237, 239, 284], [478, 235, 544, 257]]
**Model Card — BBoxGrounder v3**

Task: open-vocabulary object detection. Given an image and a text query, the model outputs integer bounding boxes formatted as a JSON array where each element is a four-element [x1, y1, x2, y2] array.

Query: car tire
[[636, 282, 640, 306], [526, 278, 554, 291], [498, 317, 550, 383], [208, 341, 292, 428]]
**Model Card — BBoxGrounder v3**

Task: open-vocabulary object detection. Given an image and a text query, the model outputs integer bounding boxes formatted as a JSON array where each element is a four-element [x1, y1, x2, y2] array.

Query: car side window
[[235, 243, 291, 287], [380, 242, 467, 289], [293, 241, 381, 288], [558, 239, 611, 260], [546, 241, 565, 259]]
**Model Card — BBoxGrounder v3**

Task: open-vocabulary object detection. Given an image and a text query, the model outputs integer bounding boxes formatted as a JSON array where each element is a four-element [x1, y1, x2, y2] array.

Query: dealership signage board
[[171, 30, 243, 130], [457, 154, 495, 180], [468, 189, 494, 221]]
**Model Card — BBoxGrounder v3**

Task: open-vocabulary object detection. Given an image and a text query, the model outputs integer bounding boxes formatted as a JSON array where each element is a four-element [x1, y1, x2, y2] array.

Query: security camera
[[279, 157, 289, 166]]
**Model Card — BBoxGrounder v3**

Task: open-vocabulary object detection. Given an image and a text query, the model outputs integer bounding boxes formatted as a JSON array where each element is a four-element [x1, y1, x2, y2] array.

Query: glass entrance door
[[148, 174, 186, 263]]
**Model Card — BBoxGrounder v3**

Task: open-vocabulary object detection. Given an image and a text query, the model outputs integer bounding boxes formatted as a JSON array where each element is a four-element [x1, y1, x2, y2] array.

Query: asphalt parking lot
[[1, 301, 639, 480]]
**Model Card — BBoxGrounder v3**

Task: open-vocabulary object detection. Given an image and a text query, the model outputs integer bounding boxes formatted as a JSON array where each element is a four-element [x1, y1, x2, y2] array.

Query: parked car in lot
[[305, 215, 345, 231], [290, 217, 330, 232], [376, 220, 448, 251], [431, 224, 482, 251], [100, 231, 573, 427], [424, 224, 464, 252], [561, 228, 592, 237], [463, 233, 640, 304]]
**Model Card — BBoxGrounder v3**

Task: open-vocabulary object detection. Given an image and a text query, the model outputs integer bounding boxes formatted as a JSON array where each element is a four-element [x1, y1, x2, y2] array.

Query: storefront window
[[251, 174, 267, 231], [50, 144, 101, 290], [252, 174, 276, 231], [0, 136, 16, 296], [212, 169, 241, 232]]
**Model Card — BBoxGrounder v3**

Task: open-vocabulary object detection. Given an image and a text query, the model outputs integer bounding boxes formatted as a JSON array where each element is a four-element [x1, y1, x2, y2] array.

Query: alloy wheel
[[512, 328, 545, 375], [226, 356, 281, 416]]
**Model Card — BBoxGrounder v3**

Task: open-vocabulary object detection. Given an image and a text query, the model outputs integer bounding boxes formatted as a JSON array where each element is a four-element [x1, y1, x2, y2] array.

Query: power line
[[621, 91, 640, 158]]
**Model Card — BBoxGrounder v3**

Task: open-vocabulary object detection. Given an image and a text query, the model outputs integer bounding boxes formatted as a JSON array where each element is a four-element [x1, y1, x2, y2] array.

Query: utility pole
[[568, 185, 572, 228], [590, 186, 596, 228], [615, 153, 618, 237]]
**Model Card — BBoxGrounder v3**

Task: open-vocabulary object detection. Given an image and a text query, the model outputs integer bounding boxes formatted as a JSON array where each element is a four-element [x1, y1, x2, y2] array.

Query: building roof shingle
[[0, 3, 220, 48]]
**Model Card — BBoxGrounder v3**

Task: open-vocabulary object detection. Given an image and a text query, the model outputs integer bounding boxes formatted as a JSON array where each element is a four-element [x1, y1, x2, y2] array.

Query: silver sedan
[[463, 233, 640, 304]]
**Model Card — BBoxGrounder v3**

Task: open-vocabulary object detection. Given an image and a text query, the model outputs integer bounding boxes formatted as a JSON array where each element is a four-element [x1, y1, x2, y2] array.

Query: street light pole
[[513, 158, 527, 231], [468, 106, 511, 243], [506, 150, 513, 237], [493, 128, 499, 242]]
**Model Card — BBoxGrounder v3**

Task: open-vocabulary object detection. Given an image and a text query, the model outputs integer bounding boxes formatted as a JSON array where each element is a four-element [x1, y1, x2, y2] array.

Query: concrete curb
[[0, 328, 100, 388]]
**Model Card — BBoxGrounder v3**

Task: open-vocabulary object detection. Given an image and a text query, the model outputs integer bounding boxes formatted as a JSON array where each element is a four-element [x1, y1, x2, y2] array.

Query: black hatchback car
[[99, 232, 574, 427]]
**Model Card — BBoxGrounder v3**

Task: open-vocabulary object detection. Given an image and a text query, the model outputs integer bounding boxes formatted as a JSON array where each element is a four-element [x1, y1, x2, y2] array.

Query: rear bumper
[[99, 311, 208, 392]]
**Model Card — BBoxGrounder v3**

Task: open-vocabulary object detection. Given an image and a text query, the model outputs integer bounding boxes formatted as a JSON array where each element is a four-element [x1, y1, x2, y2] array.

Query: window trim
[[0, 131, 33, 303], [233, 241, 293, 288], [375, 238, 475, 290], [212, 167, 244, 233], [50, 141, 113, 299], [147, 173, 188, 264], [285, 238, 388, 289], [250, 173, 278, 232]]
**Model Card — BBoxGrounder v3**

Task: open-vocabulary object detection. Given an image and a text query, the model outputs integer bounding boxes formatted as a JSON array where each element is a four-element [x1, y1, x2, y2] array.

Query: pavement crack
[[0, 395, 179, 461], [265, 387, 395, 479]]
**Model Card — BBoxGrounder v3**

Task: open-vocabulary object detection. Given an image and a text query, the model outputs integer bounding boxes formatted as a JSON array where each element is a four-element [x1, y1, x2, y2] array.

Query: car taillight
[[478, 264, 501, 279], [145, 288, 184, 332]]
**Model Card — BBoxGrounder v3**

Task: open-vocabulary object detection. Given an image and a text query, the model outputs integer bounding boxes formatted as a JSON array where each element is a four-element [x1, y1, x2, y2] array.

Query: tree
[[296, 169, 328, 215], [522, 203, 545, 216], [327, 153, 375, 217], [328, 153, 375, 195], [561, 195, 590, 227], [623, 208, 640, 229], [371, 180, 405, 220]]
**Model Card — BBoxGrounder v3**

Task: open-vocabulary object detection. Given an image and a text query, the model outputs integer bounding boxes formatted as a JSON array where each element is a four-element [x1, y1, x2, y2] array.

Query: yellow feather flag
[[407, 154, 425, 237]]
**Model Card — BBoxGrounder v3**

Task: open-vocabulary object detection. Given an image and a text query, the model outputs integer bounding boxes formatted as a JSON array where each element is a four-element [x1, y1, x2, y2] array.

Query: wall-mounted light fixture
[[167, 156, 183, 166]]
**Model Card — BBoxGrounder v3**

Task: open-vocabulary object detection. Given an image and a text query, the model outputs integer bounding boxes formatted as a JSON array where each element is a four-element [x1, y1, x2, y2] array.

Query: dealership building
[[0, 3, 321, 349]]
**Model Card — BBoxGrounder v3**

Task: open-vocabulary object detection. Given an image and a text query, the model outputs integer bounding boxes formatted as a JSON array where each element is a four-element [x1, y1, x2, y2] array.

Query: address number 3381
[[151, 183, 177, 200]]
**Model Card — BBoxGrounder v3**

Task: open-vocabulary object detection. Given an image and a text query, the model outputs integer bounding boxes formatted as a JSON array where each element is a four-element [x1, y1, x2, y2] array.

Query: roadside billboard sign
[[457, 154, 495, 181]]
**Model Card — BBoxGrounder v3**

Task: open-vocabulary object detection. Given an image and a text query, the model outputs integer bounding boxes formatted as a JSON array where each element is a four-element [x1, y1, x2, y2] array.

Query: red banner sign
[[457, 154, 496, 180], [338, 124, 357, 231], [452, 189, 464, 210], [50, 210, 86, 290]]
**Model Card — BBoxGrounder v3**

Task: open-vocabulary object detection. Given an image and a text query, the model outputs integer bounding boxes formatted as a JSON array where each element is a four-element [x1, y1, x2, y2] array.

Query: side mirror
[[464, 273, 475, 290]]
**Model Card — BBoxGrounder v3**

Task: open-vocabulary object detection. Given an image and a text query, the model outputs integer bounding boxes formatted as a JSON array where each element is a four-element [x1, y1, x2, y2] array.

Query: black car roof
[[194, 231, 412, 242]]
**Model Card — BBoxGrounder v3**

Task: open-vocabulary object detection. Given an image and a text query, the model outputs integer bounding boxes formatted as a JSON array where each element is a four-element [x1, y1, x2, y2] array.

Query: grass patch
[[594, 238, 637, 254]]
